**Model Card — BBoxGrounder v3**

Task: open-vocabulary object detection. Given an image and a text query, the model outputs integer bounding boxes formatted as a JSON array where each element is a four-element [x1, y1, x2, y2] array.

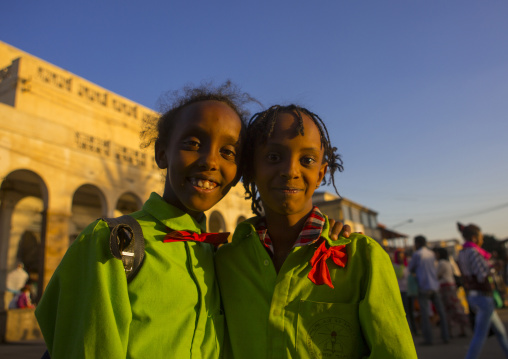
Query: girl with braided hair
[[215, 105, 416, 358]]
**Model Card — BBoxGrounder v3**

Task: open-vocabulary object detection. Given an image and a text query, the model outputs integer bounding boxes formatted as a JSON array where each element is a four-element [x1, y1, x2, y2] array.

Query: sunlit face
[[253, 111, 327, 219], [155, 100, 243, 218]]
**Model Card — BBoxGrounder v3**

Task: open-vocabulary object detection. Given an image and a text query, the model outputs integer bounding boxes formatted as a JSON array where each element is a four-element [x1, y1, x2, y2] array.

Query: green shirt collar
[[142, 192, 206, 234]]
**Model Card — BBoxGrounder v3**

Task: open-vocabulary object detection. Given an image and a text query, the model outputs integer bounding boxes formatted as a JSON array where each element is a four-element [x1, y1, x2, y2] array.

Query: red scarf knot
[[308, 240, 347, 288], [163, 230, 230, 247]]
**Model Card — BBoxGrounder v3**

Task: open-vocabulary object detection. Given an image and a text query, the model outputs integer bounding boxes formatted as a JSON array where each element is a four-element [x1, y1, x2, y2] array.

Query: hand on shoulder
[[328, 218, 362, 241]]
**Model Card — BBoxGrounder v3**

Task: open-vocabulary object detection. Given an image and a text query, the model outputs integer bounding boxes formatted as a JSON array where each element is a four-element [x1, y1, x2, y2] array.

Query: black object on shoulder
[[40, 215, 145, 358], [103, 215, 145, 283]]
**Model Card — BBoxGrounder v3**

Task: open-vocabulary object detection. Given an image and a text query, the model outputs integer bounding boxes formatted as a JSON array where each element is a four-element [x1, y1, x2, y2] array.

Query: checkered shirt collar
[[256, 206, 326, 255]]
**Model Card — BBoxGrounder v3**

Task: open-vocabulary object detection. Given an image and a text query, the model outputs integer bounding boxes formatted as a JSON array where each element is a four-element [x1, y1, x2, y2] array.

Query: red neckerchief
[[163, 230, 229, 247], [255, 207, 348, 288], [308, 240, 347, 288], [463, 241, 491, 260]]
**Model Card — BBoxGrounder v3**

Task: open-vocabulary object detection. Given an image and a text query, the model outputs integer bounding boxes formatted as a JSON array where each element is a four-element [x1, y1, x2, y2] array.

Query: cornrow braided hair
[[242, 104, 344, 216]]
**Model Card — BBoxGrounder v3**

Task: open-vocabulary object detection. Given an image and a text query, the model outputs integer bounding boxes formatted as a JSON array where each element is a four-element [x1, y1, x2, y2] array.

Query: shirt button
[[263, 259, 269, 266]]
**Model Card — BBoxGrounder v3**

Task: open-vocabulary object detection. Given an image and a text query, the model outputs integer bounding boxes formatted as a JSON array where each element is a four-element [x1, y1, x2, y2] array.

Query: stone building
[[313, 191, 409, 249], [313, 191, 381, 240], [0, 41, 252, 340]]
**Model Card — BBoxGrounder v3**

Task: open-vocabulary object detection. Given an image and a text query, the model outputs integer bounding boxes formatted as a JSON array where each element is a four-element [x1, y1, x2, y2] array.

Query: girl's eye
[[301, 157, 316, 166], [221, 147, 237, 161], [266, 153, 279, 162], [183, 139, 200, 149]]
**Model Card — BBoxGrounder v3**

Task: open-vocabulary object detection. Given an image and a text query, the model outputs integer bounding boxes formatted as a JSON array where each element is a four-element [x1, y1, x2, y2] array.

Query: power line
[[458, 202, 508, 219], [408, 202, 508, 227]]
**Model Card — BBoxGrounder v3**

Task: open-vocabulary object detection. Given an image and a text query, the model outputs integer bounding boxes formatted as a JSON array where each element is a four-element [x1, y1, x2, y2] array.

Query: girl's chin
[[265, 204, 312, 218], [186, 196, 225, 213]]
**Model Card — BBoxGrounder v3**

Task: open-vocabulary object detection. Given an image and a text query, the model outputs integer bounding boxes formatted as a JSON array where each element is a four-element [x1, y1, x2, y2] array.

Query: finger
[[330, 221, 344, 241], [341, 224, 352, 238]]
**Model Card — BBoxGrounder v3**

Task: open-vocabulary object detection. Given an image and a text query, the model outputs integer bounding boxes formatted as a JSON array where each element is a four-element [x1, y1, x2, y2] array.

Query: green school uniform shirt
[[35, 192, 224, 359], [215, 216, 417, 359]]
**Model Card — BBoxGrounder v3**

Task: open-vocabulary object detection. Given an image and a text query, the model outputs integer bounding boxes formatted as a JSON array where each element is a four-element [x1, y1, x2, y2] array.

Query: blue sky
[[2, 1, 508, 242]]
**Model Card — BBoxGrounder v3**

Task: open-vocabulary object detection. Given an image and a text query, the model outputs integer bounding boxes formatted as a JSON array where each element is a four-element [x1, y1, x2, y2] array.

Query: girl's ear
[[317, 162, 328, 188], [154, 140, 168, 169]]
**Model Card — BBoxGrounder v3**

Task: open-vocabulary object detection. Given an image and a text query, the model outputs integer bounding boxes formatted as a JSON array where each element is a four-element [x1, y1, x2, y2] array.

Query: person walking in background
[[457, 222, 508, 359], [393, 249, 418, 335], [5, 262, 29, 310], [409, 235, 450, 345], [435, 247, 469, 338]]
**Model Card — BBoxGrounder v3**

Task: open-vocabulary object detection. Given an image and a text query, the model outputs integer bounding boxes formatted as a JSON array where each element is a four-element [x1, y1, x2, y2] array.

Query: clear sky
[[2, 1, 507, 243]]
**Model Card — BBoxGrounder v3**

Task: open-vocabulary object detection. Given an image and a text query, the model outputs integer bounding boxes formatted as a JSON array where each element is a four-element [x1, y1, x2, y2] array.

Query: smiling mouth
[[276, 188, 302, 194], [189, 178, 219, 190]]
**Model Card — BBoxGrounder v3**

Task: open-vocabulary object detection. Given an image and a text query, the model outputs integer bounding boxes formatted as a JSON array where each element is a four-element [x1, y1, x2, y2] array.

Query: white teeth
[[191, 178, 216, 189]]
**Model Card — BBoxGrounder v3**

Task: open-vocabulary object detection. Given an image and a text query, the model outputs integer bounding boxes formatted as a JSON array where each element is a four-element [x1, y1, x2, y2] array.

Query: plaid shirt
[[256, 206, 325, 255], [457, 247, 491, 283]]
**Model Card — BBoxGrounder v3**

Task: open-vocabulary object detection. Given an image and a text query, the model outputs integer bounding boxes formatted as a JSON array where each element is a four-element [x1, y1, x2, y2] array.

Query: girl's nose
[[197, 148, 218, 171], [280, 159, 299, 179]]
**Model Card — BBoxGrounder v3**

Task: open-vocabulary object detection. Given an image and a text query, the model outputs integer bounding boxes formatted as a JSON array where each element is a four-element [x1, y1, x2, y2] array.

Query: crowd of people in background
[[389, 222, 508, 359]]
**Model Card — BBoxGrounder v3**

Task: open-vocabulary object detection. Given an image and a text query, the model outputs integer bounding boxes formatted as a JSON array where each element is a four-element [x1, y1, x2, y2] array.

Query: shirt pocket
[[296, 299, 366, 359]]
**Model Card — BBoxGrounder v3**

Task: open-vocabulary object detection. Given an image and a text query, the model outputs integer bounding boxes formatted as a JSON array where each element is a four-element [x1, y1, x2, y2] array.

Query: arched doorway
[[208, 211, 226, 233], [115, 192, 142, 217], [0, 169, 48, 307], [18, 230, 40, 275], [70, 184, 107, 244]]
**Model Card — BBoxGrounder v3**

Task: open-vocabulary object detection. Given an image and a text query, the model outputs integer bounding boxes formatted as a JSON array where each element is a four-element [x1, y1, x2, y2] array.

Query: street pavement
[[2, 308, 508, 358]]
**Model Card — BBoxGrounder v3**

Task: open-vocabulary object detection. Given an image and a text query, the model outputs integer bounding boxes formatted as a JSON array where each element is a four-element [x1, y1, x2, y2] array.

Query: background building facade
[[0, 41, 253, 340]]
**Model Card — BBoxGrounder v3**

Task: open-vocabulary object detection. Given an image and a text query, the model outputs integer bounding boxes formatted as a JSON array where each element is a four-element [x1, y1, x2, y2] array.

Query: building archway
[[18, 230, 40, 275], [0, 169, 48, 307], [208, 211, 226, 233], [70, 184, 107, 244], [115, 192, 142, 216]]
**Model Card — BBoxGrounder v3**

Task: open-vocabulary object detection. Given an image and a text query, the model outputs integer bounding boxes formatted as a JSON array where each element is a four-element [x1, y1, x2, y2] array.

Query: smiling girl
[[35, 82, 252, 359], [215, 105, 417, 359]]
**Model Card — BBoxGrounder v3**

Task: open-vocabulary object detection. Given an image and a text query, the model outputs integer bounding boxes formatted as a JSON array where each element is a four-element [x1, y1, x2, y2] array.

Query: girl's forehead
[[270, 111, 320, 139], [171, 100, 243, 140], [176, 101, 241, 128], [179, 100, 239, 121], [260, 113, 325, 154]]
